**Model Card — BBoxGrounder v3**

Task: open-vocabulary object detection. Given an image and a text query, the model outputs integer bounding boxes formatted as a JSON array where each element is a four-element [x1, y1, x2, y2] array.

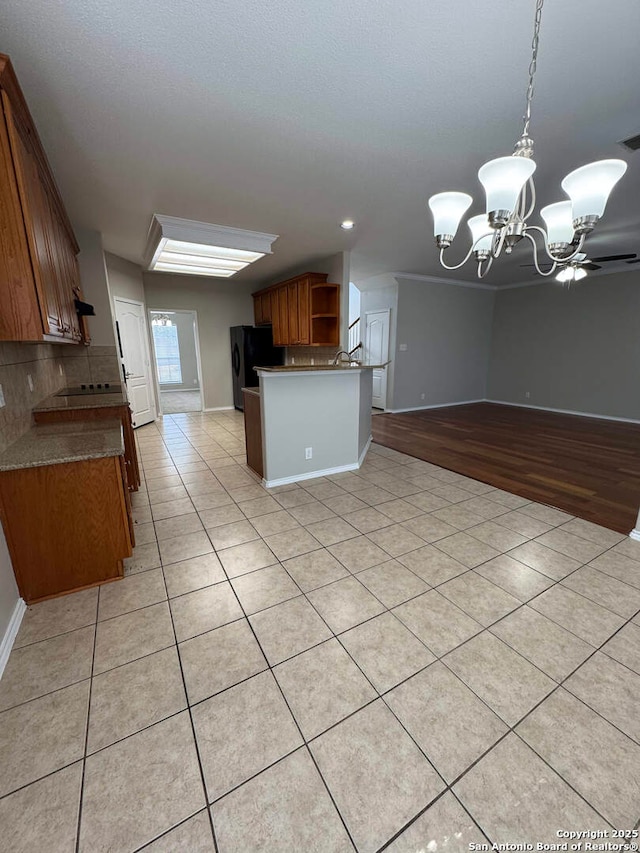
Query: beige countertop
[[0, 420, 125, 472], [34, 388, 128, 412], [255, 362, 389, 373]]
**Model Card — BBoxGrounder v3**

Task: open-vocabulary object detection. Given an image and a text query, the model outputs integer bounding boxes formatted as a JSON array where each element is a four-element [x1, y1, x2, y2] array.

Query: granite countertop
[[0, 420, 125, 472], [255, 362, 389, 373], [34, 388, 128, 412]]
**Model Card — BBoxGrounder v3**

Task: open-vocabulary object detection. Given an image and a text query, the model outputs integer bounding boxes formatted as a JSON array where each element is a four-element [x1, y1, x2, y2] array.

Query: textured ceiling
[[2, 0, 639, 287]]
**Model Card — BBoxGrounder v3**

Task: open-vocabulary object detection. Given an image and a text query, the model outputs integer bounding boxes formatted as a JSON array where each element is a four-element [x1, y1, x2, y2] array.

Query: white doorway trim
[[365, 308, 390, 410], [148, 308, 204, 416], [114, 297, 157, 427]]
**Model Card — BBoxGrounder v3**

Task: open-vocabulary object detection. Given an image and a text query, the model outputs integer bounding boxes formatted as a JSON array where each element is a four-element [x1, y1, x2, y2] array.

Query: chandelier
[[427, 0, 627, 280]]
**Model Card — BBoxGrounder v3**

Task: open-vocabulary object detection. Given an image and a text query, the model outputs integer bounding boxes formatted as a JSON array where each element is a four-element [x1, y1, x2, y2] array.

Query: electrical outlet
[[27, 374, 34, 392], [420, 393, 425, 400], [525, 391, 531, 398], [305, 447, 313, 460], [59, 363, 64, 376], [0, 384, 5, 408]]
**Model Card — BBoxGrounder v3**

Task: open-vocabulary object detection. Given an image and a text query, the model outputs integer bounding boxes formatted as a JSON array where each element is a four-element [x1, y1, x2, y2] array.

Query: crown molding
[[392, 272, 497, 291]]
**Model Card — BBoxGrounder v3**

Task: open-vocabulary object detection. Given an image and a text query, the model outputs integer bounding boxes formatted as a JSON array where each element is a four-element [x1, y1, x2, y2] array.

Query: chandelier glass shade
[[428, 0, 627, 280]]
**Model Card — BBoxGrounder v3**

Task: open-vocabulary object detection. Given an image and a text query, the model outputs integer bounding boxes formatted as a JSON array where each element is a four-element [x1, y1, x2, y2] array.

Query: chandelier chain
[[522, 0, 544, 139]]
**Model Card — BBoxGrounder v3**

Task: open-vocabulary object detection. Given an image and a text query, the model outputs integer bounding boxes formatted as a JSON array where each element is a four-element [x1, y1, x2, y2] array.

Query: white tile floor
[[1, 408, 640, 851]]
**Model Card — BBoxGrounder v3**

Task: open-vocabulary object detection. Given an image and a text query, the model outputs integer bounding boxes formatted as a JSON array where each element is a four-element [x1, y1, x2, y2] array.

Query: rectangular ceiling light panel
[[144, 216, 278, 278]]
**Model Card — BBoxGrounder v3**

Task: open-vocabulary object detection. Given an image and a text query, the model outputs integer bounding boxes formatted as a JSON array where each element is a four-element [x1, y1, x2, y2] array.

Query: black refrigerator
[[230, 326, 284, 410]]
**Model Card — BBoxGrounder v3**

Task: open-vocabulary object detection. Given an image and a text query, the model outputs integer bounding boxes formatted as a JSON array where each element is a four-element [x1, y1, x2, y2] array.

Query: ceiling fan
[[520, 251, 637, 273]]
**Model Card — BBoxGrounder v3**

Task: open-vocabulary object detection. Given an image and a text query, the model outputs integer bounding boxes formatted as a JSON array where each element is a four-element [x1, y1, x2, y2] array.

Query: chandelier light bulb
[[556, 266, 587, 283], [478, 157, 537, 227], [540, 201, 574, 250], [561, 159, 627, 232], [467, 215, 493, 255], [428, 192, 472, 247]]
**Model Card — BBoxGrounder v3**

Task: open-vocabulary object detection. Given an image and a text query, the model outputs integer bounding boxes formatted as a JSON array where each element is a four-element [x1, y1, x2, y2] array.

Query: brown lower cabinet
[[33, 404, 141, 491], [243, 388, 263, 478], [0, 454, 133, 603]]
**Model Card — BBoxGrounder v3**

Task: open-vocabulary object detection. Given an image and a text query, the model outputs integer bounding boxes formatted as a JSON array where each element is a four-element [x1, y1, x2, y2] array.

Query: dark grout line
[[73, 588, 99, 853]]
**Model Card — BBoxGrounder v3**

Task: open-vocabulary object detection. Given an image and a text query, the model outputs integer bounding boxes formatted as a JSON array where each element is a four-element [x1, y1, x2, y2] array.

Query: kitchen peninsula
[[246, 364, 386, 486]]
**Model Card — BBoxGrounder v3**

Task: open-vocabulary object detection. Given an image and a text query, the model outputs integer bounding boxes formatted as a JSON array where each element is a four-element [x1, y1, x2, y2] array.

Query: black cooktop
[[57, 383, 121, 397]]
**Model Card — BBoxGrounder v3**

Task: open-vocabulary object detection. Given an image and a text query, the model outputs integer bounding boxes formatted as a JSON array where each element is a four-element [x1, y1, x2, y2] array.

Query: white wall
[[488, 270, 640, 420], [357, 273, 399, 410], [76, 229, 117, 348], [105, 252, 146, 305], [144, 273, 253, 410], [0, 525, 21, 674]]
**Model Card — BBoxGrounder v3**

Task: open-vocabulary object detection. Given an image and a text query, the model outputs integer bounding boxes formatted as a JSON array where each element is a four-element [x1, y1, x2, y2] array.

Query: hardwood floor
[[372, 403, 640, 534]]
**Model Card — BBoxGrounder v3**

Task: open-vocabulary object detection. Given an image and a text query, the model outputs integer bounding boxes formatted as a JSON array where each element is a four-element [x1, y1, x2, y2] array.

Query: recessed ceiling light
[[144, 216, 278, 278], [340, 220, 355, 230]]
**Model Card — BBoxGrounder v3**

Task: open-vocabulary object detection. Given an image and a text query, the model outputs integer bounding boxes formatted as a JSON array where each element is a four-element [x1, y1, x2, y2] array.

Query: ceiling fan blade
[[583, 263, 601, 271], [590, 253, 637, 262], [626, 258, 640, 264]]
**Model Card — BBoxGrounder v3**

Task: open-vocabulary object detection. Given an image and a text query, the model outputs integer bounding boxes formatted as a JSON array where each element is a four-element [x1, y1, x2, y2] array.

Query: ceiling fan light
[[467, 215, 493, 254], [478, 157, 536, 226], [561, 159, 627, 226], [428, 192, 473, 247], [540, 200, 574, 251]]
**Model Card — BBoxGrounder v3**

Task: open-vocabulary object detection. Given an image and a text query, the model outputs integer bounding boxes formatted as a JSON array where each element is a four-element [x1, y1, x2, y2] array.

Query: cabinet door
[[287, 282, 299, 345], [277, 286, 289, 345], [253, 293, 264, 325], [271, 290, 284, 345], [297, 279, 310, 345], [261, 292, 272, 324], [3, 98, 65, 338]]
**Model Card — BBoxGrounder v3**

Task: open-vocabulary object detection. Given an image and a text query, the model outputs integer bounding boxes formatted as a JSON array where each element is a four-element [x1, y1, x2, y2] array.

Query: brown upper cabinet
[[0, 54, 86, 344], [252, 272, 340, 347]]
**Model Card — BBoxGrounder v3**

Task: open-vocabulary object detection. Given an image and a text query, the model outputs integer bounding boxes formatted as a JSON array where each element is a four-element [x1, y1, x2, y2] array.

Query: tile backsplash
[[0, 342, 69, 454], [0, 343, 120, 455], [285, 346, 338, 365], [61, 345, 121, 386]]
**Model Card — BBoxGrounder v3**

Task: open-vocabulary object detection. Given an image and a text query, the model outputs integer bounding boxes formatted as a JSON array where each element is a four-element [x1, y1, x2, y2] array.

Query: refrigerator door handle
[[232, 343, 241, 377]]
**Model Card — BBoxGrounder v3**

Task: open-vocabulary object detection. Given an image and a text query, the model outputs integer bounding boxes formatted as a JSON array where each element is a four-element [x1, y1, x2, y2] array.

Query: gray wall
[[151, 311, 200, 392], [487, 270, 640, 420], [393, 277, 494, 411], [144, 273, 253, 410], [105, 252, 146, 305]]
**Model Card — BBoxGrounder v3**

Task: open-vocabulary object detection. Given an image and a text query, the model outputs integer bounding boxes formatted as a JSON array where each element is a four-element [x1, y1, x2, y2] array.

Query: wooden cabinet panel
[[0, 56, 84, 344], [296, 278, 310, 345], [0, 455, 132, 603], [33, 403, 141, 492], [252, 272, 338, 347], [287, 282, 299, 344]]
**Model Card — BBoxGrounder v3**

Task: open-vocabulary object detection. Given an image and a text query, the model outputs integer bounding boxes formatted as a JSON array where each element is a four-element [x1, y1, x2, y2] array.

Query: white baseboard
[[388, 399, 484, 414], [486, 399, 640, 425], [0, 598, 26, 680], [264, 460, 362, 488], [630, 529, 640, 542], [359, 436, 372, 466], [203, 406, 235, 413]]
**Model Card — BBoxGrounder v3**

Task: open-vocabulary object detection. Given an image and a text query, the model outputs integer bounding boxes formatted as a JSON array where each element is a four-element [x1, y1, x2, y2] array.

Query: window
[[151, 318, 182, 384]]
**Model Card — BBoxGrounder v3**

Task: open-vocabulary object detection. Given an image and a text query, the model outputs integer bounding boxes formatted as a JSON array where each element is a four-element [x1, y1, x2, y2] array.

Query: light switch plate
[[27, 374, 34, 392], [399, 343, 408, 351], [0, 384, 5, 408]]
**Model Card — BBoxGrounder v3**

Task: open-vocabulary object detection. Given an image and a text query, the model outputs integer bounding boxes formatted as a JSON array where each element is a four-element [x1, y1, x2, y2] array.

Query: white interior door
[[364, 309, 390, 409], [114, 297, 156, 428]]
